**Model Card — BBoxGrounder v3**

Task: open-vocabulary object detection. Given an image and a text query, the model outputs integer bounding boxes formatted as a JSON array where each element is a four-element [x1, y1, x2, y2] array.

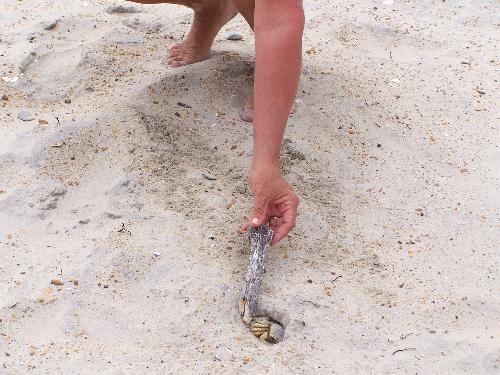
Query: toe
[[168, 43, 182, 51], [166, 56, 179, 65], [166, 52, 188, 66], [240, 96, 254, 122], [240, 105, 254, 122], [170, 58, 187, 67], [168, 49, 182, 59], [166, 54, 184, 65]]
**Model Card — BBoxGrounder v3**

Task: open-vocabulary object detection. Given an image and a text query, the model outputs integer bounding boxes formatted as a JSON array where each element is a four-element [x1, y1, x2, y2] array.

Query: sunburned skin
[[240, 96, 299, 123]]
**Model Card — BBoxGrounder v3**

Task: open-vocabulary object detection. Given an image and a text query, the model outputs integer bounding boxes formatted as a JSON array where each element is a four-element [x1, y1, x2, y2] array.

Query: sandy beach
[[1, 0, 499, 373]]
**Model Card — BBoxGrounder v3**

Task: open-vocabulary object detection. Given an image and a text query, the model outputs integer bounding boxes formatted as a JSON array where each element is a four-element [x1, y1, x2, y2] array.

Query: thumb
[[250, 198, 268, 227]]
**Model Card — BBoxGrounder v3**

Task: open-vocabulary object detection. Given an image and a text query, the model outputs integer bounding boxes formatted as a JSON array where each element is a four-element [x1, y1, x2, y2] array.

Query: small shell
[[225, 32, 243, 41]]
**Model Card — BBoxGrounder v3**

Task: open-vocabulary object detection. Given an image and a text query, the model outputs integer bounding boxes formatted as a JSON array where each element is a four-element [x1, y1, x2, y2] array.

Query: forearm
[[252, 1, 304, 170]]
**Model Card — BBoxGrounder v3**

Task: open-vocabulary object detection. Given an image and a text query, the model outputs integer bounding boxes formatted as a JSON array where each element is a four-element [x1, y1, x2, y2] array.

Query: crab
[[249, 316, 285, 344], [240, 297, 285, 344]]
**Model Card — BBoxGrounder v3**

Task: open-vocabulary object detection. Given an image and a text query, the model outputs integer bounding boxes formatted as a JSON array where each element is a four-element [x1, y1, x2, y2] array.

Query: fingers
[[241, 202, 298, 245], [270, 200, 298, 246], [239, 221, 250, 233], [239, 176, 299, 245]]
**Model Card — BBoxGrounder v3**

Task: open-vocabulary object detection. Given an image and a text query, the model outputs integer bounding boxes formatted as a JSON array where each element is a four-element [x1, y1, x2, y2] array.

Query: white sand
[[1, 0, 499, 373]]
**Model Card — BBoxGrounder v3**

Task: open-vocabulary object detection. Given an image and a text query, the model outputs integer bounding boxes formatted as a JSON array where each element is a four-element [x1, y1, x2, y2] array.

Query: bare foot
[[166, 0, 237, 67], [240, 95, 254, 122]]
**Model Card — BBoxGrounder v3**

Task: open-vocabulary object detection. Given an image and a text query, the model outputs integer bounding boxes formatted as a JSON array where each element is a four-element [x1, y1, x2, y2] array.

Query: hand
[[240, 164, 299, 245]]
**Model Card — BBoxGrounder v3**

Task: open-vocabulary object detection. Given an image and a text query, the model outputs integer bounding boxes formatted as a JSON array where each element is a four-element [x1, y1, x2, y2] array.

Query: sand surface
[[1, 0, 499, 374]]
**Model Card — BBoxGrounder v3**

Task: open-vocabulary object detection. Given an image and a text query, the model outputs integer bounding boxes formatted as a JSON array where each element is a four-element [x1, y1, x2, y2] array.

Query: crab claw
[[259, 332, 269, 341]]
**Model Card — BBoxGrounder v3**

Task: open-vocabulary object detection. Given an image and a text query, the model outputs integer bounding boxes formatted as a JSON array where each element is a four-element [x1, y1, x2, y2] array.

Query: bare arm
[[241, 0, 304, 245], [252, 0, 304, 169]]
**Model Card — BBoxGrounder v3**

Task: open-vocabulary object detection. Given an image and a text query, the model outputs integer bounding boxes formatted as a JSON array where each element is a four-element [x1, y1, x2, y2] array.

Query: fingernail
[[251, 218, 259, 225]]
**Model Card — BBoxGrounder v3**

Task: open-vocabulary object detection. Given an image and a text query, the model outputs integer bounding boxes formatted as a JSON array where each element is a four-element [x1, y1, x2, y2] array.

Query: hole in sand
[[248, 316, 285, 344], [246, 306, 288, 344]]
